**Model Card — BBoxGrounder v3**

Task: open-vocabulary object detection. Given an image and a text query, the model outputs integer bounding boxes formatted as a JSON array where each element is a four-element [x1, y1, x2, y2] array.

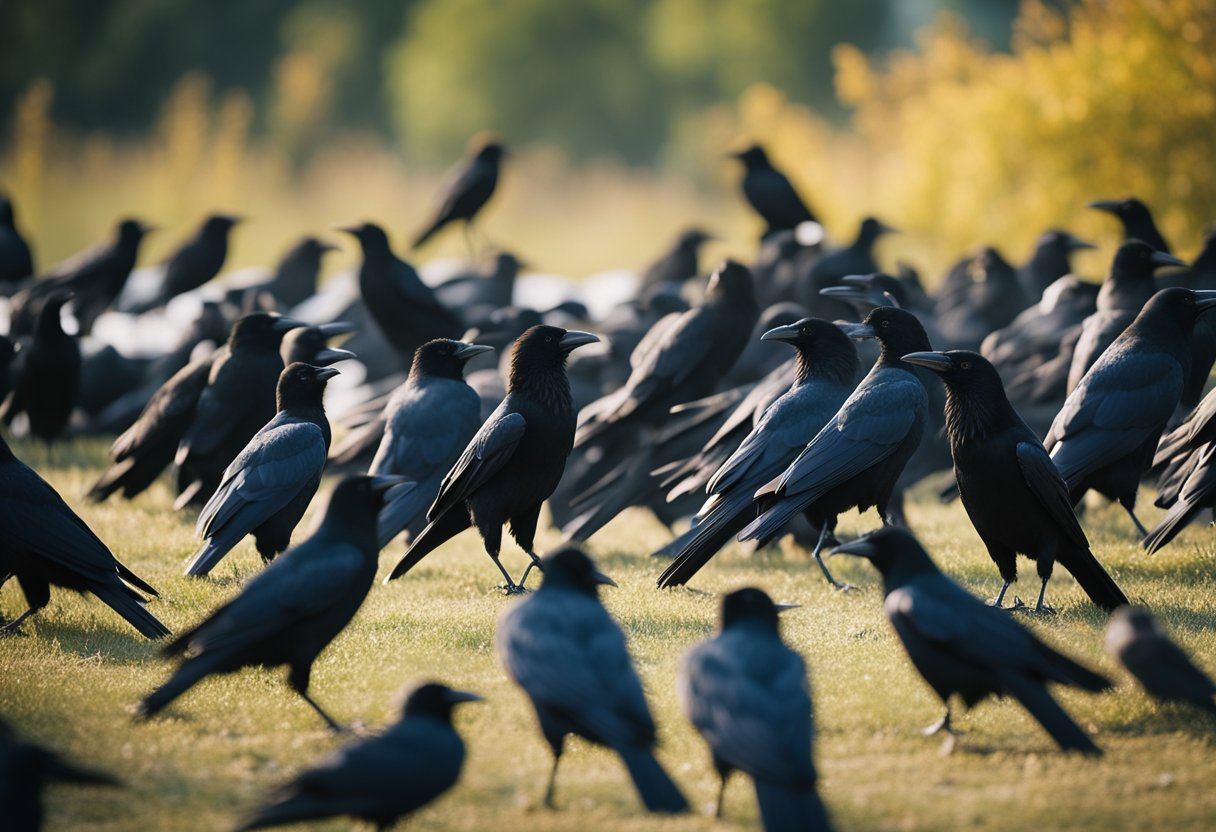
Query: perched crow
[[135, 213, 242, 312], [3, 291, 80, 444], [1089, 197, 1171, 254], [658, 318, 858, 588], [9, 218, 153, 336], [386, 326, 599, 590], [370, 339, 493, 547], [279, 322, 357, 367], [1046, 288, 1216, 536], [0, 717, 119, 832], [731, 145, 817, 238], [227, 236, 336, 312], [496, 547, 688, 813], [834, 527, 1110, 754], [679, 589, 831, 831], [184, 363, 339, 577], [174, 313, 305, 508], [139, 475, 403, 730], [0, 194, 34, 289], [1105, 606, 1216, 713], [0, 433, 168, 638], [1017, 229, 1095, 300], [340, 222, 465, 363], [739, 307, 933, 588], [412, 139, 506, 250], [236, 682, 481, 830], [902, 350, 1128, 612]]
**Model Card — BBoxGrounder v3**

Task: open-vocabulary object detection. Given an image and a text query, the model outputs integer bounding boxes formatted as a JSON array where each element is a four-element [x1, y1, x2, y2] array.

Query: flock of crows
[[2, 135, 1216, 831]]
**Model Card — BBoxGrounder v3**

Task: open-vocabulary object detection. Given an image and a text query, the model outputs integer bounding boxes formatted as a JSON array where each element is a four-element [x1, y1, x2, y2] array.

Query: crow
[[1017, 229, 1095, 300], [386, 326, 599, 590], [340, 222, 465, 363], [800, 217, 895, 321], [139, 475, 403, 730], [679, 588, 831, 831], [730, 145, 817, 238], [1105, 606, 1216, 713], [433, 251, 522, 326], [638, 228, 713, 301], [834, 527, 1110, 754], [370, 339, 493, 547], [1142, 438, 1216, 555], [236, 682, 482, 831], [279, 322, 357, 367], [133, 213, 242, 312], [496, 547, 688, 813], [739, 306, 933, 588], [412, 139, 506, 250], [3, 291, 80, 444], [902, 350, 1128, 612], [934, 247, 1028, 350], [0, 194, 34, 289], [226, 236, 337, 312], [0, 717, 119, 832], [1046, 288, 1216, 536], [184, 363, 339, 577], [0, 433, 168, 638], [1089, 197, 1171, 254], [657, 318, 858, 588]]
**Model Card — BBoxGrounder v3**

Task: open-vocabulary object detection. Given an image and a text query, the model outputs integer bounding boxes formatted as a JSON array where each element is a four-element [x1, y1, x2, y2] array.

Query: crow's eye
[[800, 326, 810, 336], [960, 361, 971, 370], [545, 335, 553, 343], [880, 320, 890, 328]]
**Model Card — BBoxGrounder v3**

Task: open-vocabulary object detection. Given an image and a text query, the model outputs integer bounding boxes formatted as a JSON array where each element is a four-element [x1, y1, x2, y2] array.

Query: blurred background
[[1, 0, 1213, 279]]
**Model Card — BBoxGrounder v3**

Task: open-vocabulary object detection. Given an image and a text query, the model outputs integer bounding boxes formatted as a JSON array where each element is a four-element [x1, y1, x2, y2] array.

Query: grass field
[[2, 437, 1216, 831]]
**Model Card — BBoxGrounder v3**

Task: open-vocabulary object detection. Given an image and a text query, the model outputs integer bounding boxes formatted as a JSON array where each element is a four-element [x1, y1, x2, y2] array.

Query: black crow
[[934, 247, 1028, 350], [0, 194, 34, 289], [134, 213, 241, 312], [800, 217, 896, 321], [0, 433, 168, 638], [1017, 229, 1095, 300], [730, 145, 817, 238], [834, 527, 1110, 754], [679, 588, 831, 831], [139, 475, 403, 730], [227, 236, 336, 312], [385, 326, 599, 590], [0, 717, 118, 832], [184, 363, 339, 577], [3, 291, 80, 444], [638, 228, 713, 301], [370, 339, 493, 547], [1089, 197, 1171, 253], [739, 307, 933, 588], [279, 322, 357, 367], [902, 350, 1128, 612], [1105, 606, 1216, 713], [1046, 288, 1216, 536], [433, 251, 521, 326], [412, 139, 506, 250], [658, 318, 858, 588], [236, 682, 481, 830], [496, 547, 688, 813]]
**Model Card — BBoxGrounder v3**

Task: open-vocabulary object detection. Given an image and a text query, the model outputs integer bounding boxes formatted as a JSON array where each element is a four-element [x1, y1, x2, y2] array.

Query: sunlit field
[[3, 437, 1215, 831]]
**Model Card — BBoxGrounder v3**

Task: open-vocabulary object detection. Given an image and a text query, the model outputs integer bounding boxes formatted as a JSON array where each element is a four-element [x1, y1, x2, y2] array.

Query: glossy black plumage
[[385, 326, 599, 590], [136, 213, 241, 312], [679, 589, 831, 831], [412, 140, 505, 249], [732, 145, 817, 238], [496, 547, 688, 813], [237, 683, 481, 830], [0, 433, 168, 638], [835, 527, 1110, 754], [139, 475, 401, 730], [902, 350, 1127, 612], [183, 363, 338, 577], [1089, 197, 1171, 254]]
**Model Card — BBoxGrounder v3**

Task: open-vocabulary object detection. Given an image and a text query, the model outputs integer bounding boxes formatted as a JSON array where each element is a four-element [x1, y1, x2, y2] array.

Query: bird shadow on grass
[[18, 617, 163, 665], [1101, 703, 1216, 740]]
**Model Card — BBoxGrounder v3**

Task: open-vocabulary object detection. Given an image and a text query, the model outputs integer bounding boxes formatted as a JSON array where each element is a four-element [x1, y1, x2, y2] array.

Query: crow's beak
[[1087, 199, 1121, 212], [774, 603, 800, 614], [901, 351, 953, 372], [314, 366, 341, 381], [592, 568, 618, 588], [138, 222, 158, 234], [559, 331, 600, 352], [1065, 235, 1097, 252], [445, 689, 484, 705], [760, 323, 801, 343], [819, 285, 875, 306], [272, 317, 307, 332], [316, 241, 340, 254], [334, 224, 362, 237], [830, 538, 878, 560], [316, 321, 357, 337], [1151, 251, 1187, 268], [837, 322, 877, 340], [1195, 290, 1216, 314], [875, 220, 898, 236], [453, 342, 495, 361], [313, 347, 357, 366]]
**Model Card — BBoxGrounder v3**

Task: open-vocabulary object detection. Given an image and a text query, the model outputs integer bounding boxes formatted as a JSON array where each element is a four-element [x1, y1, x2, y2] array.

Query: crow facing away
[[496, 547, 689, 813], [679, 588, 832, 831], [237, 682, 482, 831], [834, 527, 1111, 754]]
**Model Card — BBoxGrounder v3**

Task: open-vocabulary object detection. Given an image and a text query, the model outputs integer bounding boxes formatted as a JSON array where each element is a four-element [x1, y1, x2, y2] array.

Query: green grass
[[3, 437, 1216, 831]]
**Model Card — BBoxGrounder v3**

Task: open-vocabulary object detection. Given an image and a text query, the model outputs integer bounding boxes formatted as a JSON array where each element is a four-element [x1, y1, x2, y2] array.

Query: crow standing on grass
[[0, 433, 168, 638], [386, 326, 599, 591], [139, 475, 403, 731], [901, 350, 1128, 612], [3, 291, 80, 445], [237, 682, 482, 831], [1046, 288, 1216, 536], [834, 527, 1110, 754], [370, 339, 494, 547], [679, 588, 831, 831], [1105, 606, 1216, 714], [657, 318, 859, 588], [739, 307, 933, 589], [496, 547, 689, 813], [412, 139, 506, 250], [183, 363, 340, 577]]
